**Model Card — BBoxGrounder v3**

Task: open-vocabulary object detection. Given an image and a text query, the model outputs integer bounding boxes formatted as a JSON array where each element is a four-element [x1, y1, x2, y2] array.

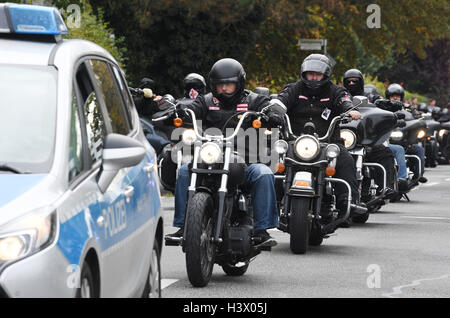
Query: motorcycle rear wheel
[[185, 192, 216, 287]]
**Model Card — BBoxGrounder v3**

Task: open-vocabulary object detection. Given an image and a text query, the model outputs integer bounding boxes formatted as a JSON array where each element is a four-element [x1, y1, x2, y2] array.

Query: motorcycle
[[389, 110, 427, 201], [274, 99, 366, 254], [340, 96, 401, 219], [420, 113, 441, 168], [160, 102, 286, 287]]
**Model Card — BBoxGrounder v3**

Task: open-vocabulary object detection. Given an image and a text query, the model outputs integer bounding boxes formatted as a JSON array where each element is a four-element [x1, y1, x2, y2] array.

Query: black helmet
[[183, 73, 206, 98], [364, 84, 380, 96], [343, 69, 364, 96], [139, 77, 156, 89], [300, 54, 332, 91], [385, 83, 405, 101], [418, 102, 428, 112], [209, 58, 246, 107]]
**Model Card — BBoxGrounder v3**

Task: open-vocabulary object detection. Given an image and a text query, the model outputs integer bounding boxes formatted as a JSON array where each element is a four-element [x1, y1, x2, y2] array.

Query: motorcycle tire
[[185, 192, 216, 287], [309, 222, 324, 246], [289, 197, 312, 254]]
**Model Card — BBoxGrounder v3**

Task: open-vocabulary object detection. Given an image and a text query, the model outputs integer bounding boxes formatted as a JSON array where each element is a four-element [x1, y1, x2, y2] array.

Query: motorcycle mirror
[[303, 122, 316, 135], [254, 87, 270, 96], [352, 95, 368, 108], [267, 99, 287, 116]]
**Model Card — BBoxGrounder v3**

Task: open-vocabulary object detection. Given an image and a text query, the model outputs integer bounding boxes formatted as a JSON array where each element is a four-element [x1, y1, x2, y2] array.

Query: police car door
[[109, 63, 160, 288], [82, 59, 137, 296], [88, 59, 156, 296]]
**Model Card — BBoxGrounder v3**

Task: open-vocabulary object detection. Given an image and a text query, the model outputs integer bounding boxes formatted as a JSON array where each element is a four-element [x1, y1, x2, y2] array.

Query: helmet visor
[[301, 59, 330, 76]]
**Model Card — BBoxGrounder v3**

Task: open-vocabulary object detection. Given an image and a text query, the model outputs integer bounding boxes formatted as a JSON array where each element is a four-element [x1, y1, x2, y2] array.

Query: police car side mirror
[[352, 95, 368, 108], [97, 134, 146, 193]]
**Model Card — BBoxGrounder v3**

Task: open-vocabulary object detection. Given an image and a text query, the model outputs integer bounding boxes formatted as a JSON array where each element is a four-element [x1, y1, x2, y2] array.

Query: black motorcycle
[[274, 101, 366, 254], [420, 113, 441, 168], [389, 110, 427, 200], [340, 96, 400, 219], [161, 103, 285, 287]]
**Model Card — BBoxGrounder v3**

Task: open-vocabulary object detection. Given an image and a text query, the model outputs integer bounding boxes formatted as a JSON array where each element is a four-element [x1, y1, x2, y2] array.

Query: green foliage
[[91, 0, 269, 96], [12, 0, 126, 67]]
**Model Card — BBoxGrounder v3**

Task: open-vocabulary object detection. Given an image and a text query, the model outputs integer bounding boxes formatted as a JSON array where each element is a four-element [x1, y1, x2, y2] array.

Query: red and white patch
[[299, 95, 309, 100], [189, 88, 199, 99], [212, 97, 220, 105], [320, 97, 330, 102], [345, 95, 351, 100], [209, 106, 220, 111], [236, 103, 248, 111]]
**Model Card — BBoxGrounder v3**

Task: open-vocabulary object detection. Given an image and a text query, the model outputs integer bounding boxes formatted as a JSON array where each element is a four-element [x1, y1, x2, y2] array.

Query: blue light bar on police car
[[0, 3, 68, 35]]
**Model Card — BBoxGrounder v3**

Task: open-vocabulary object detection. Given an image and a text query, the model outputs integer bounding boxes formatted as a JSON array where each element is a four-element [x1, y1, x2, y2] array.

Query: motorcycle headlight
[[439, 129, 447, 139], [417, 130, 426, 140], [340, 129, 356, 149], [294, 135, 320, 161], [274, 140, 288, 155], [0, 208, 57, 267], [200, 142, 222, 164], [390, 130, 403, 141], [182, 129, 197, 146], [326, 144, 340, 159]]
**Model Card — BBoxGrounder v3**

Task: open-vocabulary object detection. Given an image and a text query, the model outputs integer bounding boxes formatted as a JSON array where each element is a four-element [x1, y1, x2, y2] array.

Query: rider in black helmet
[[343, 69, 365, 97], [343, 68, 398, 200], [385, 83, 427, 183], [276, 54, 364, 228], [166, 58, 282, 246]]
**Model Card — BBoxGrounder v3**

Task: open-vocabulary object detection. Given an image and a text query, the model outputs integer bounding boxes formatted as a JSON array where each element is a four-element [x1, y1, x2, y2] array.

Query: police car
[[0, 4, 163, 297]]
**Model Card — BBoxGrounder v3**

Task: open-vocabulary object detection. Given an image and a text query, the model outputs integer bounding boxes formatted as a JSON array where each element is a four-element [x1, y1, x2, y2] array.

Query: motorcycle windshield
[[349, 107, 396, 146], [0, 64, 57, 174]]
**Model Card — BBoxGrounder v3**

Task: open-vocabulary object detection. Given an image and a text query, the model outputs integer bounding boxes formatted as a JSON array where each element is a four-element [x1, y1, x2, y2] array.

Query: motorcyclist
[[132, 77, 171, 155], [276, 54, 364, 228], [343, 69, 397, 199], [165, 58, 281, 247], [386, 84, 427, 183], [157, 73, 207, 193]]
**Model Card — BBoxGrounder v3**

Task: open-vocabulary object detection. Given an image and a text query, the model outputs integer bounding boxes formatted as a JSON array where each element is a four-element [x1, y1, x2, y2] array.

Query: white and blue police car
[[0, 3, 164, 298]]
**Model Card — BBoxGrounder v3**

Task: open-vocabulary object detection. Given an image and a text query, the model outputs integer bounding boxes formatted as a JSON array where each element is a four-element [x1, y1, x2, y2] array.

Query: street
[[160, 165, 450, 298]]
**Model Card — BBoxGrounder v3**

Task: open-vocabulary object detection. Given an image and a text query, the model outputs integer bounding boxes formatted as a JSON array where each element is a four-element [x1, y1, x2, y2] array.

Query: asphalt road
[[160, 165, 450, 298]]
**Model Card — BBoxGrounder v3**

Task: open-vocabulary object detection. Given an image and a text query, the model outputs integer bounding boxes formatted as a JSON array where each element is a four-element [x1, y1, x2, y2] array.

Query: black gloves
[[268, 111, 285, 126], [374, 98, 403, 112]]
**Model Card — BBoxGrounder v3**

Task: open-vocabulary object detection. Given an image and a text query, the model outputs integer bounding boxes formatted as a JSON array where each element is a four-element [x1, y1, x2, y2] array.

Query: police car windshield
[[0, 64, 57, 173]]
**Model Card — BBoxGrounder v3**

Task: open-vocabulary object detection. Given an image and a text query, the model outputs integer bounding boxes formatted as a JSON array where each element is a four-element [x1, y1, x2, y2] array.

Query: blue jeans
[[173, 163, 279, 231], [389, 144, 407, 179], [407, 144, 425, 177], [144, 123, 170, 155]]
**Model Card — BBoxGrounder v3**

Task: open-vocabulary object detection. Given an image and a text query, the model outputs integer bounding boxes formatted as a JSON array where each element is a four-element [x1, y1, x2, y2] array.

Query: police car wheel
[[76, 262, 96, 298], [142, 239, 161, 298]]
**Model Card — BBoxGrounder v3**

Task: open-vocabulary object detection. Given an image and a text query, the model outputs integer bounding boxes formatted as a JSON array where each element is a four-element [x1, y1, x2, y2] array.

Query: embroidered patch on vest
[[236, 103, 248, 111], [299, 95, 308, 100], [209, 106, 220, 111], [212, 97, 220, 104], [189, 88, 199, 99], [320, 97, 330, 102]]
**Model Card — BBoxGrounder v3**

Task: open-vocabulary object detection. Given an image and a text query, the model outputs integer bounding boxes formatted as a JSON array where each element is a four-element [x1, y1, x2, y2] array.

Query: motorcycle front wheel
[[289, 197, 312, 254], [185, 192, 216, 287]]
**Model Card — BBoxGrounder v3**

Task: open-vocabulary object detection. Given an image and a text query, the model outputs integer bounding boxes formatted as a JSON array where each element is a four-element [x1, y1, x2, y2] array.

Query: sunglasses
[[346, 79, 359, 84]]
